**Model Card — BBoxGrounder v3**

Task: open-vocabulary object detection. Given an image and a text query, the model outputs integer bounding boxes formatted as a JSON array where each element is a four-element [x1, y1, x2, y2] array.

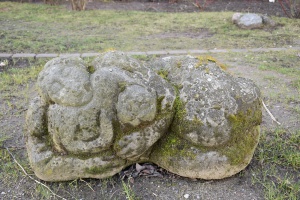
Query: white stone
[[233, 13, 263, 29], [232, 13, 242, 24]]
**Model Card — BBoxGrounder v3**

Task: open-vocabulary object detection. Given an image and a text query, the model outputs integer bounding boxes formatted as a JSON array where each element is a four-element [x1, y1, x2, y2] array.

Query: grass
[[0, 2, 300, 53], [257, 129, 300, 169], [0, 65, 43, 90], [222, 49, 300, 104], [239, 49, 300, 194], [253, 129, 300, 200], [122, 179, 138, 200], [226, 50, 300, 78]]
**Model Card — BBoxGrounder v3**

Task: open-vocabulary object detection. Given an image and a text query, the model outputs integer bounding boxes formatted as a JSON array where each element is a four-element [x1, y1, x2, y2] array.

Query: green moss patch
[[196, 56, 227, 70], [219, 108, 262, 165], [151, 132, 197, 161], [85, 165, 113, 175], [156, 69, 169, 80]]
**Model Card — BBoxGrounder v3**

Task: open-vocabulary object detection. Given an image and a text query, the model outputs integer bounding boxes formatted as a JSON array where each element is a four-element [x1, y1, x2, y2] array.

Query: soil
[[82, 0, 286, 17], [1, 1, 299, 200], [27, 0, 287, 17]]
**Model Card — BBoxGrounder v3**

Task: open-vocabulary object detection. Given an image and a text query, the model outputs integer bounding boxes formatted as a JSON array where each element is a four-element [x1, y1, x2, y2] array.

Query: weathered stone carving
[[26, 52, 262, 181]]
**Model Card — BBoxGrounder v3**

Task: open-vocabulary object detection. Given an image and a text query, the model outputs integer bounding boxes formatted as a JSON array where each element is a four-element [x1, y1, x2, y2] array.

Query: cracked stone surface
[[26, 51, 262, 181]]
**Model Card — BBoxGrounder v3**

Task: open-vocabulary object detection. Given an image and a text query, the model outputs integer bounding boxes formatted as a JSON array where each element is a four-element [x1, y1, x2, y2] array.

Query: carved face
[[116, 85, 157, 127], [38, 64, 93, 107]]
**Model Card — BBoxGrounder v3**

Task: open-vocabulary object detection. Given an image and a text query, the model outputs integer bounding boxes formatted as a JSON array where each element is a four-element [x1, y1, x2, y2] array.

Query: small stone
[[234, 13, 263, 29], [261, 15, 276, 27], [1, 192, 6, 195], [232, 13, 242, 24], [184, 194, 190, 199]]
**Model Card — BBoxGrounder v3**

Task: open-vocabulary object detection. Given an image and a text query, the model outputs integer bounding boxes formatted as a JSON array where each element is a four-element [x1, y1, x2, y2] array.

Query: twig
[[80, 178, 95, 192], [110, 188, 121, 199], [4, 147, 66, 200], [262, 100, 281, 125], [278, 0, 291, 18], [0, 145, 26, 150]]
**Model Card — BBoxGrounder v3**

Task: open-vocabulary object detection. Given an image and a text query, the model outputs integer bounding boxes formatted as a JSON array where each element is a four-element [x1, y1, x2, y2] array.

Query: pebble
[[0, 62, 6, 67], [184, 194, 190, 199], [1, 192, 6, 195]]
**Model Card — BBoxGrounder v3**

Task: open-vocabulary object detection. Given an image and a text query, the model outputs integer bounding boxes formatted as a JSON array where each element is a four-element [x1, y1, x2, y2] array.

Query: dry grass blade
[[4, 147, 66, 200], [80, 178, 95, 192], [262, 100, 281, 125]]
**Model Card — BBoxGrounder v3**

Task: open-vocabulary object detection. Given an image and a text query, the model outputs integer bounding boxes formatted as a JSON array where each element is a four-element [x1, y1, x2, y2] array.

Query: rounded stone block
[[26, 52, 261, 181]]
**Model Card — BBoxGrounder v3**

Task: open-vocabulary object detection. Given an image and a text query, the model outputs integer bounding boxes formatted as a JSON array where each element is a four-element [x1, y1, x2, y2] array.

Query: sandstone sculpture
[[26, 51, 262, 181]]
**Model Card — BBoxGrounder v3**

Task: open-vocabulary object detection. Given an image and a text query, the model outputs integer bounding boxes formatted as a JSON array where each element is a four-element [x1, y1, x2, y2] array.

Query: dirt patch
[[82, 0, 285, 17], [145, 28, 212, 39], [224, 59, 300, 132], [27, 0, 287, 17]]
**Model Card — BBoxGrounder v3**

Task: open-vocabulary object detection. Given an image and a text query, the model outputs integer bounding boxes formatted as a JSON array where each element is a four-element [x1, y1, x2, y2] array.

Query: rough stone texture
[[261, 15, 276, 27], [26, 52, 262, 181], [232, 12, 242, 24], [232, 13, 276, 29], [150, 55, 262, 179], [233, 13, 263, 29]]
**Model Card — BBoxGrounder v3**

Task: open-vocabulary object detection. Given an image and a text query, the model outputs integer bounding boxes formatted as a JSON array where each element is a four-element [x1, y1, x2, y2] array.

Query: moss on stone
[[192, 115, 203, 125], [85, 165, 112, 175], [118, 81, 127, 93], [153, 93, 262, 167], [218, 106, 262, 165], [112, 118, 155, 153], [87, 65, 95, 74], [157, 69, 169, 80], [121, 65, 135, 73], [170, 95, 187, 135], [156, 95, 165, 114], [196, 55, 227, 71], [112, 92, 175, 154], [44, 168, 54, 176], [170, 92, 204, 137], [176, 61, 182, 68], [152, 132, 197, 160]]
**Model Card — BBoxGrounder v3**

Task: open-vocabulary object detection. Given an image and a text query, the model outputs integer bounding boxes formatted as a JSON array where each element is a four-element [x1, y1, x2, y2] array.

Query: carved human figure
[[26, 52, 261, 181], [26, 53, 176, 181]]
